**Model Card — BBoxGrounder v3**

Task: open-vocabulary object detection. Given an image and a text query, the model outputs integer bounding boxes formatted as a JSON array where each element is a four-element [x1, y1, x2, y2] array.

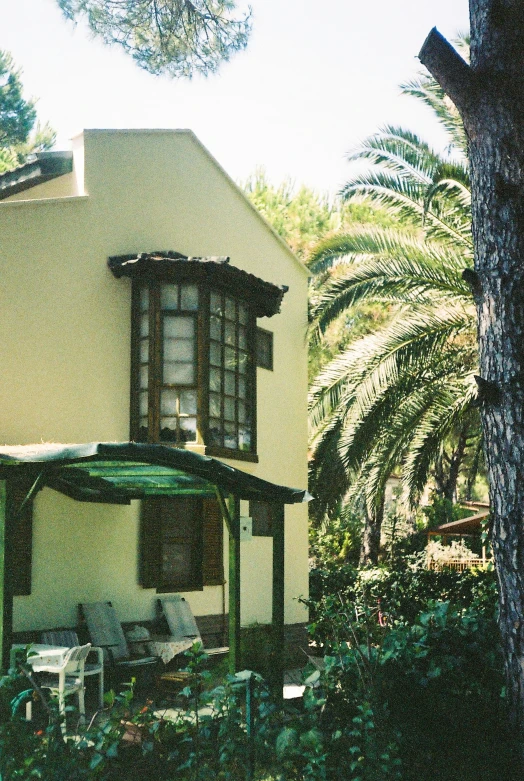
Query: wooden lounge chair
[[80, 602, 159, 688], [157, 595, 229, 657]]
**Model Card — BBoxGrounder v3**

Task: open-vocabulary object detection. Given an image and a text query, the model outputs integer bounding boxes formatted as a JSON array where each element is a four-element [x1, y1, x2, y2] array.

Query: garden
[[1, 539, 519, 781]]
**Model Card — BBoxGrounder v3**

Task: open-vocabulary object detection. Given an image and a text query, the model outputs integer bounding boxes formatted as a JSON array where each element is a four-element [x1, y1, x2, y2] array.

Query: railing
[[427, 558, 489, 572]]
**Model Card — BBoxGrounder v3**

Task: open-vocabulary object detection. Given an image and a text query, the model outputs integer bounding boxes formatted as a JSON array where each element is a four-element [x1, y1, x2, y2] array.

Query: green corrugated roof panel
[[0, 442, 311, 504]]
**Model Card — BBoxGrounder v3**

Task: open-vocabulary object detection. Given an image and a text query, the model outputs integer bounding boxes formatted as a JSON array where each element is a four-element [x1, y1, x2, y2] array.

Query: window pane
[[224, 423, 237, 450], [209, 393, 221, 418], [160, 418, 178, 442], [208, 419, 222, 446], [225, 321, 236, 346], [161, 389, 178, 415], [224, 371, 235, 396], [210, 291, 222, 315], [140, 339, 149, 363], [140, 287, 149, 311], [209, 367, 221, 392], [256, 329, 273, 370], [140, 365, 148, 390], [238, 326, 247, 350], [238, 376, 246, 399], [238, 400, 246, 424], [224, 346, 236, 371], [180, 390, 197, 415], [210, 315, 222, 341], [139, 391, 149, 417], [161, 284, 179, 310], [210, 341, 222, 366], [163, 316, 194, 339], [224, 397, 235, 421], [164, 362, 194, 385], [140, 313, 149, 338], [181, 284, 198, 310], [239, 304, 248, 325], [180, 417, 197, 441], [162, 543, 192, 582], [225, 297, 236, 320], [164, 337, 194, 362], [238, 352, 248, 374], [239, 427, 251, 451]]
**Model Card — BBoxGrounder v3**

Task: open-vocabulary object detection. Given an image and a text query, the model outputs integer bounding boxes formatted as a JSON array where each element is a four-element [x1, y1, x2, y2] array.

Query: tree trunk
[[359, 501, 383, 566], [419, 0, 524, 748]]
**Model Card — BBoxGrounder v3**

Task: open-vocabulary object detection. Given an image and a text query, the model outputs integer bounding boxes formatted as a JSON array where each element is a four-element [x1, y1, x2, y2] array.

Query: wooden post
[[271, 503, 285, 701], [228, 495, 241, 674], [0, 480, 14, 672]]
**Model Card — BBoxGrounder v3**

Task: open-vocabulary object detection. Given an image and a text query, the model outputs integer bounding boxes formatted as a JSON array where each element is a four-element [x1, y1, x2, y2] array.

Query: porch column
[[0, 480, 14, 672], [228, 495, 241, 674], [271, 503, 285, 699]]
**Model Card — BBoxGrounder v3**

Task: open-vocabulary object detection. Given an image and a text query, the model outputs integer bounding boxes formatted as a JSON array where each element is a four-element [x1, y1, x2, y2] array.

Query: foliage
[[0, 50, 55, 174], [57, 0, 252, 79], [0, 51, 36, 149], [243, 166, 392, 260], [306, 577, 518, 781], [307, 557, 498, 647], [307, 58, 482, 527], [1, 643, 400, 781]]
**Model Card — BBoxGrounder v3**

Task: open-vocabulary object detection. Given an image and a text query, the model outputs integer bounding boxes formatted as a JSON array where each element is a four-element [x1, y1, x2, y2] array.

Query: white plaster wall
[[0, 129, 309, 632]]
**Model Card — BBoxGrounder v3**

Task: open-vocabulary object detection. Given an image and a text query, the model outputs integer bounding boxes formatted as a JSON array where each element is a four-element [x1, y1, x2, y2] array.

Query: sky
[[2, 0, 470, 195]]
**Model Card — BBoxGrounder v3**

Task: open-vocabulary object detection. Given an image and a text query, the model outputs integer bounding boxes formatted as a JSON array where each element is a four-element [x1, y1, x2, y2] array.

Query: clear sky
[[2, 0, 469, 195]]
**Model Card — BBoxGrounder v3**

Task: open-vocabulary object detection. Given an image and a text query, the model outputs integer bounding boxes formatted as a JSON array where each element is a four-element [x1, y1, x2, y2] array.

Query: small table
[[10, 644, 70, 671], [146, 636, 195, 665]]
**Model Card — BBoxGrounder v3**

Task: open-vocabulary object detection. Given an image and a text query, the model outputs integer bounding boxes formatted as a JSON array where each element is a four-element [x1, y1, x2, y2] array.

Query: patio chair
[[157, 595, 229, 657], [80, 602, 159, 688], [41, 630, 105, 708], [35, 643, 91, 733]]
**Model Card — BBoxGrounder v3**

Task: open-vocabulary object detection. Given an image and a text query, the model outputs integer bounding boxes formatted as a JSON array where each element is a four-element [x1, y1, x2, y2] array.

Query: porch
[[0, 441, 311, 697]]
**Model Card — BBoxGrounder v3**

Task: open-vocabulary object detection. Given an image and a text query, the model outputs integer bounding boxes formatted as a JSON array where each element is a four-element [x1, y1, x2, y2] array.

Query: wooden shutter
[[8, 480, 34, 597], [139, 497, 163, 588], [140, 497, 207, 592], [202, 498, 224, 586]]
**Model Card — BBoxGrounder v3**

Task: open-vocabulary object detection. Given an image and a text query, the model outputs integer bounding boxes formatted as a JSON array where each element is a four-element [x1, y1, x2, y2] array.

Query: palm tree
[[308, 61, 480, 560]]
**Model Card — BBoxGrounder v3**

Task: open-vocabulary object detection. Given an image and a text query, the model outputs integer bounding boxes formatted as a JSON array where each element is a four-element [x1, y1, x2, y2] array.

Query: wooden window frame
[[131, 279, 259, 462], [249, 499, 274, 537], [256, 327, 273, 371], [140, 496, 224, 592]]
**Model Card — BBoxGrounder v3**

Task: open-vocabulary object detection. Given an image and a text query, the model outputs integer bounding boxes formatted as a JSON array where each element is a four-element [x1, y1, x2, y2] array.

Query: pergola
[[0, 442, 311, 693]]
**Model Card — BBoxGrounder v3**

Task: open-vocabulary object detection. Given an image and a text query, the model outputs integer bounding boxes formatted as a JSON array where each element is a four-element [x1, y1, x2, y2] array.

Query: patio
[[0, 441, 311, 699]]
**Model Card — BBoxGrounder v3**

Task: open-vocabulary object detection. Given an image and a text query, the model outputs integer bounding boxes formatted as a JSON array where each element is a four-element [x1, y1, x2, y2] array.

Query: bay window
[[109, 251, 287, 462]]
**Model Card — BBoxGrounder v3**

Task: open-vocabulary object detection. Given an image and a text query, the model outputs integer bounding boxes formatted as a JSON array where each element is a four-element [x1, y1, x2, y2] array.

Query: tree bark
[[420, 1, 524, 748], [359, 501, 383, 566]]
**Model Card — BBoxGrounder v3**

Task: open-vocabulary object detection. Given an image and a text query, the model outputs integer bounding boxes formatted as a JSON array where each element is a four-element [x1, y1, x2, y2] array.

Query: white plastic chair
[[34, 644, 91, 732], [41, 630, 104, 708]]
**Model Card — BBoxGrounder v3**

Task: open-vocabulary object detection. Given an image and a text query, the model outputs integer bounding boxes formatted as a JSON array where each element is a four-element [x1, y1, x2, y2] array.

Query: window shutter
[[139, 498, 162, 588], [202, 499, 224, 586], [249, 500, 273, 537], [8, 480, 34, 597]]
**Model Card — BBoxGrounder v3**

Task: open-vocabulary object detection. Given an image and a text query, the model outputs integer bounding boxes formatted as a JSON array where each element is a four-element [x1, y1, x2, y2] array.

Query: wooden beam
[[271, 503, 285, 700], [0, 481, 14, 672], [228, 495, 241, 674]]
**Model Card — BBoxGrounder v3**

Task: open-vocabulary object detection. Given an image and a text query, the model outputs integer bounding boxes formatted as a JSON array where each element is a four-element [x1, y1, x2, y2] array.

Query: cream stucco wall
[[0, 130, 309, 633]]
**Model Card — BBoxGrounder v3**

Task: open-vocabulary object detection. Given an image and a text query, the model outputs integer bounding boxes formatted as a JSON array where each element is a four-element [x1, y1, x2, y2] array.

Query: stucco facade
[[0, 130, 309, 634]]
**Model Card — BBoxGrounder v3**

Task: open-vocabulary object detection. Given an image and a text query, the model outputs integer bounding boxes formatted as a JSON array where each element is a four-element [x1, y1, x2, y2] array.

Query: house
[[0, 130, 310, 681]]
